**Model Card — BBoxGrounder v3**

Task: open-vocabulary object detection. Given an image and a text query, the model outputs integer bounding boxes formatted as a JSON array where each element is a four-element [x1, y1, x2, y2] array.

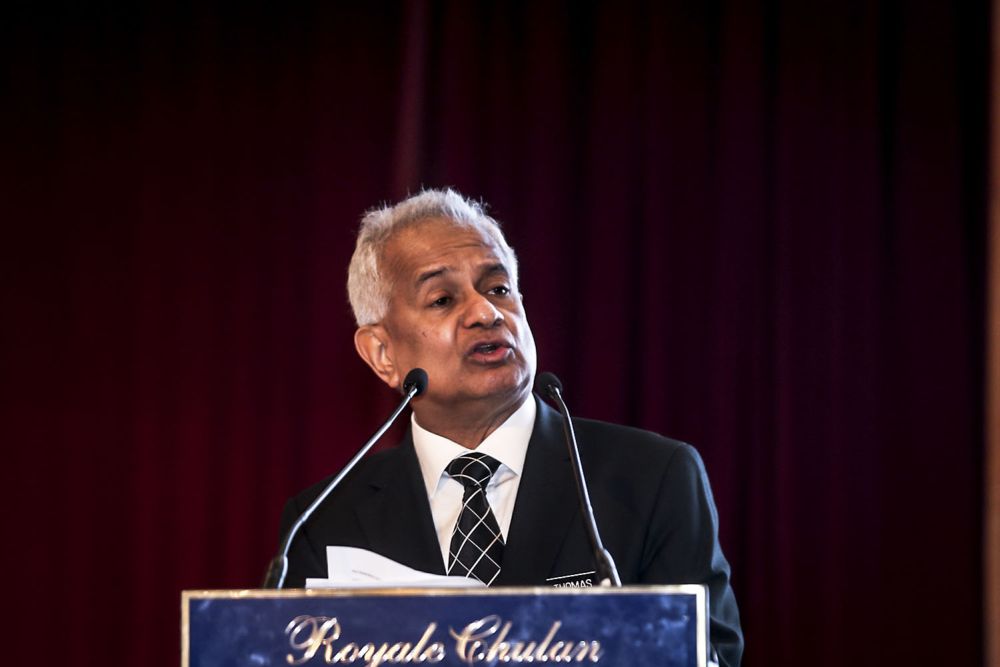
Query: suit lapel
[[495, 396, 580, 585], [354, 433, 446, 576]]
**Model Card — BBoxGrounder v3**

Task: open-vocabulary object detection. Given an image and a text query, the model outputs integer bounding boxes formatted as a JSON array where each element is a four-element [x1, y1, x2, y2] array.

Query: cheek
[[409, 327, 453, 352], [515, 321, 537, 361], [509, 314, 530, 342]]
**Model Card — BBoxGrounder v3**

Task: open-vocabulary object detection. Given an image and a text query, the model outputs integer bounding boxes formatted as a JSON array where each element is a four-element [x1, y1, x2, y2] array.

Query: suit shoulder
[[289, 445, 401, 508], [572, 416, 695, 461]]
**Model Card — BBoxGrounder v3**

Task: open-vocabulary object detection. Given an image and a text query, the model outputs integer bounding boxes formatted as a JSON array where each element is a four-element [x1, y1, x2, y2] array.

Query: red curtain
[[2, 3, 987, 665]]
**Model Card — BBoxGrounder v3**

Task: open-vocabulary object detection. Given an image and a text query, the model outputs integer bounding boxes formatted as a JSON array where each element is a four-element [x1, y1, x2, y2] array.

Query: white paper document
[[305, 546, 485, 589]]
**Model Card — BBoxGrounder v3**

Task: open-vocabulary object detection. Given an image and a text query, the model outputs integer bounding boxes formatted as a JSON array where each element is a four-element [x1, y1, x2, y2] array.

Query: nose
[[463, 293, 504, 328]]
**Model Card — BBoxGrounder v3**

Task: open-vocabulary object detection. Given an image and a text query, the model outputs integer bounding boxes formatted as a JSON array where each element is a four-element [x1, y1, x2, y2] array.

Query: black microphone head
[[534, 371, 563, 397], [403, 368, 429, 396]]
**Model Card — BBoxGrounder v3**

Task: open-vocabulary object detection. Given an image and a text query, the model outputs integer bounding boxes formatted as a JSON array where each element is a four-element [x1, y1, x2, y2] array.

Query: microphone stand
[[261, 369, 427, 589], [541, 376, 622, 587]]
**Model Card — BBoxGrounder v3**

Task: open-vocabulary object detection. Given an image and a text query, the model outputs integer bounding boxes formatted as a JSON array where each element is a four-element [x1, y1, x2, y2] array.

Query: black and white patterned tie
[[446, 451, 505, 585]]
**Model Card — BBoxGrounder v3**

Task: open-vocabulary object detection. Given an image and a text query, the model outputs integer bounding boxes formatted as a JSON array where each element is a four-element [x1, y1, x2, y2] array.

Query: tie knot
[[446, 452, 502, 489]]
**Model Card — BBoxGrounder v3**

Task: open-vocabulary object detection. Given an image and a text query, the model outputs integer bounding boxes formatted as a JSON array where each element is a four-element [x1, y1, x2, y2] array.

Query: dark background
[[1, 3, 989, 666]]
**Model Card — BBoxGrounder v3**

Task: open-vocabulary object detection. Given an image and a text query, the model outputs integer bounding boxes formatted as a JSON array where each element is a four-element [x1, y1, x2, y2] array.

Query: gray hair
[[347, 188, 519, 326]]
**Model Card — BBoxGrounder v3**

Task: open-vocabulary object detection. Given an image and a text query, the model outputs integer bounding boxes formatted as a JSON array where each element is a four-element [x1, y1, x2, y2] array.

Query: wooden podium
[[182, 585, 708, 666]]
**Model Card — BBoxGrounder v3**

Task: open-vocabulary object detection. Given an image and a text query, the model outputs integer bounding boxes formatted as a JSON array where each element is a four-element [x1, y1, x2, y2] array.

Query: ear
[[354, 325, 402, 390]]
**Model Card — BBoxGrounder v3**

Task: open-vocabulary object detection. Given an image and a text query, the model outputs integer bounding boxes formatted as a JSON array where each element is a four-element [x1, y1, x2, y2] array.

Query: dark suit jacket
[[280, 395, 743, 666]]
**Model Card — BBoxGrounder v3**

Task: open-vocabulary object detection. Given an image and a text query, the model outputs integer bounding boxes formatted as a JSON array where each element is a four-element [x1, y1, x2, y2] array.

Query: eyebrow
[[480, 263, 509, 281], [415, 267, 449, 286], [414, 262, 509, 288]]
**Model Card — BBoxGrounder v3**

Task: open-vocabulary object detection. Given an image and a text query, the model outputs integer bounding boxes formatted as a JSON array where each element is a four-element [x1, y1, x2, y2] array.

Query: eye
[[489, 285, 510, 297], [429, 295, 452, 308]]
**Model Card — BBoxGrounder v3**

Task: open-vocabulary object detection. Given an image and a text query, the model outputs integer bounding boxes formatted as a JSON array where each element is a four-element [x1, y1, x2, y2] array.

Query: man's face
[[364, 217, 536, 413]]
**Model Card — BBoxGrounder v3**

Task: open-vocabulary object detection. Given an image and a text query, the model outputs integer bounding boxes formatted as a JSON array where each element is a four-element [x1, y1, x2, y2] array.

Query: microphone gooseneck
[[535, 371, 622, 587], [262, 367, 429, 589]]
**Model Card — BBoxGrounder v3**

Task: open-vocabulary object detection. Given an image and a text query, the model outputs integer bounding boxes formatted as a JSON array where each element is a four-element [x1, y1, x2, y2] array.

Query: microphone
[[262, 368, 429, 588], [534, 371, 622, 587]]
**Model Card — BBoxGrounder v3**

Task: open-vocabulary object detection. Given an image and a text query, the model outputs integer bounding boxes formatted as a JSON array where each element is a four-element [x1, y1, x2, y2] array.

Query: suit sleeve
[[640, 443, 744, 667]]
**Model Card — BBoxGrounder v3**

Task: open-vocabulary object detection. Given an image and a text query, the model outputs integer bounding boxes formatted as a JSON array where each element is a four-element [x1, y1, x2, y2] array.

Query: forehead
[[383, 217, 508, 281]]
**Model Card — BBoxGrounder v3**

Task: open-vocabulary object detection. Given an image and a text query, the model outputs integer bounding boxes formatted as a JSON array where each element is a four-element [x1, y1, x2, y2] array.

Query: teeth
[[477, 344, 498, 353]]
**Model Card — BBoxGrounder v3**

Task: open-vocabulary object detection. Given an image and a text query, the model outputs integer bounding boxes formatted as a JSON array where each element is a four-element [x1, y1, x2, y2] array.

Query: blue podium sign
[[182, 586, 707, 667]]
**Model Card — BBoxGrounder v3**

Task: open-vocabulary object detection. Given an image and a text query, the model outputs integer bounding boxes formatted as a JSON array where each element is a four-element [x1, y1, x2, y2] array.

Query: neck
[[414, 392, 528, 448]]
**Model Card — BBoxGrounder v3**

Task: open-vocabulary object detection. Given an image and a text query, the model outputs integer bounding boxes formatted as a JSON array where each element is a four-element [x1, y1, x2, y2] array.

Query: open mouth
[[468, 341, 511, 361]]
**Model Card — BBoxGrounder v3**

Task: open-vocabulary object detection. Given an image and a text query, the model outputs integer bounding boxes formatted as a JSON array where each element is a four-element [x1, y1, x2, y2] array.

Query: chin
[[476, 371, 531, 401]]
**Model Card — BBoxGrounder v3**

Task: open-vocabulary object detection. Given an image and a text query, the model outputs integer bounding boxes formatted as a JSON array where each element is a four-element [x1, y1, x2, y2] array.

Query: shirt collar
[[411, 396, 536, 498]]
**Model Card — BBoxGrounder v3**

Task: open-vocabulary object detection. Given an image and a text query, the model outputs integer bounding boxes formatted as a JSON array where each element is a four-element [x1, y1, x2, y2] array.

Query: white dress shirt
[[411, 397, 536, 569]]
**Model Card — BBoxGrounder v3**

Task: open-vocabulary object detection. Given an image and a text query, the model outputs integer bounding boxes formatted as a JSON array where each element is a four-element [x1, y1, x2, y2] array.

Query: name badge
[[545, 570, 596, 588]]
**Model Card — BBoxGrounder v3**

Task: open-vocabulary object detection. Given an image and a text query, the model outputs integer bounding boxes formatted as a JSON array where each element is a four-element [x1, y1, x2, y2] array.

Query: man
[[279, 188, 743, 665]]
